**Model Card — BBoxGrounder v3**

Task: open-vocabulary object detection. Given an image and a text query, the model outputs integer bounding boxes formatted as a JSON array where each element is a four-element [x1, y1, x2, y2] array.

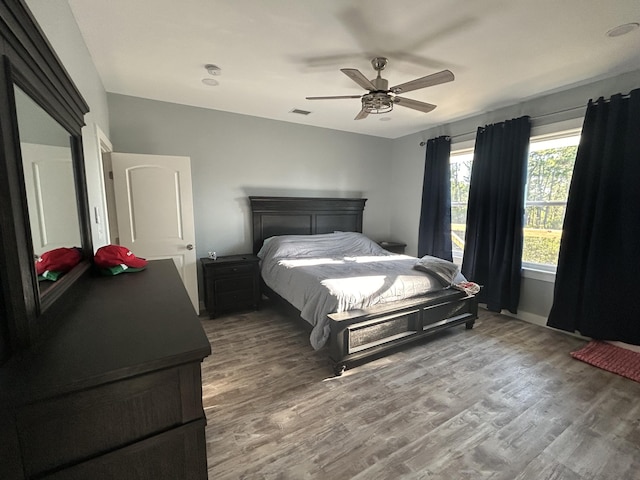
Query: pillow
[[414, 255, 460, 287], [257, 232, 387, 260]]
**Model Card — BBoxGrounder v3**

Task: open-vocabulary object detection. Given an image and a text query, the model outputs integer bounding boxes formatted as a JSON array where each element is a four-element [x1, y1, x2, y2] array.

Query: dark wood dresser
[[0, 260, 211, 479], [201, 254, 260, 318]]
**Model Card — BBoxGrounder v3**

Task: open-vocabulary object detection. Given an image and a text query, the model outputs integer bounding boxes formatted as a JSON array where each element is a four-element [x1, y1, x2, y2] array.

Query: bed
[[250, 196, 478, 375]]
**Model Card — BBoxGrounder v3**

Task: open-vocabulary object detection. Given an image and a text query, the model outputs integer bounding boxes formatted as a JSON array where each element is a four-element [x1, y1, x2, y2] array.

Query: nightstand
[[378, 241, 407, 254], [201, 254, 260, 318]]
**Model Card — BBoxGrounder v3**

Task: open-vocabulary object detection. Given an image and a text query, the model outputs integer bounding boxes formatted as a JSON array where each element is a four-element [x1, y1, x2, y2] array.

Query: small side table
[[378, 241, 407, 254], [200, 254, 260, 318]]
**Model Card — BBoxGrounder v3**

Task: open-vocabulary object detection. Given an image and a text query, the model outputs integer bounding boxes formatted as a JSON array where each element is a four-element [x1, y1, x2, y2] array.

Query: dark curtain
[[547, 88, 640, 344], [418, 136, 452, 261], [0, 277, 8, 365], [461, 116, 531, 313]]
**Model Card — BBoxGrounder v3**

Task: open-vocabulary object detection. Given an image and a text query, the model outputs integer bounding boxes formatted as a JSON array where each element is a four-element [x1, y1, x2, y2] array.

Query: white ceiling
[[67, 0, 640, 139]]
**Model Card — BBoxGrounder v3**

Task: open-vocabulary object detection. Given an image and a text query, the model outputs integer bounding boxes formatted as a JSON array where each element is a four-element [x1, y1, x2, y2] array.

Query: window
[[522, 130, 580, 270], [449, 129, 580, 271], [450, 149, 473, 260]]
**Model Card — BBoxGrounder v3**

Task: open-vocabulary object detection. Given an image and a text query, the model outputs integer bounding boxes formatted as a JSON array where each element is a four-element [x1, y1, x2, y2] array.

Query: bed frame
[[250, 196, 478, 375]]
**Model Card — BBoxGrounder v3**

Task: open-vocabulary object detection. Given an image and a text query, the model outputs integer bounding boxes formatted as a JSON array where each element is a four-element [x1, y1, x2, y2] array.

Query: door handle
[[186, 244, 194, 250]]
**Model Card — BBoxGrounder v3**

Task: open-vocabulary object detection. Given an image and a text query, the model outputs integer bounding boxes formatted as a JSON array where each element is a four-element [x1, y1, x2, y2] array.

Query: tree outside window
[[450, 150, 473, 259], [449, 130, 579, 269], [523, 132, 580, 269]]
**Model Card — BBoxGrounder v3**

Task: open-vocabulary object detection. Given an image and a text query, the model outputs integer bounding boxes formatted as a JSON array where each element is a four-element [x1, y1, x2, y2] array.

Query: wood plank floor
[[201, 302, 640, 480]]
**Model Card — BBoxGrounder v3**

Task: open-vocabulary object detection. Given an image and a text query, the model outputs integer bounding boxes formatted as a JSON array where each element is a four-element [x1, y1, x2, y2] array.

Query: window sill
[[522, 267, 556, 283], [453, 256, 556, 283]]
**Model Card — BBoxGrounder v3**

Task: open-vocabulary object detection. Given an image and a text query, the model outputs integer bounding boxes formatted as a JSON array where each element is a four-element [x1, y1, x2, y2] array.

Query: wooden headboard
[[249, 196, 367, 254]]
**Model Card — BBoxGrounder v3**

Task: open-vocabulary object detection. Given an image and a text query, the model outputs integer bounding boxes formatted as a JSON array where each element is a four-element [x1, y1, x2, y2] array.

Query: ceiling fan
[[306, 57, 454, 120]]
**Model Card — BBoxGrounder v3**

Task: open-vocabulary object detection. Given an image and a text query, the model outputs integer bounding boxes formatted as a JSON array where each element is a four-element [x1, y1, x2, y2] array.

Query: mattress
[[258, 232, 462, 349]]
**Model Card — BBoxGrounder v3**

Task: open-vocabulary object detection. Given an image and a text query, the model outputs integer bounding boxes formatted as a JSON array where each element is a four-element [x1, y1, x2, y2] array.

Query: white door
[[110, 153, 198, 313], [21, 143, 82, 255]]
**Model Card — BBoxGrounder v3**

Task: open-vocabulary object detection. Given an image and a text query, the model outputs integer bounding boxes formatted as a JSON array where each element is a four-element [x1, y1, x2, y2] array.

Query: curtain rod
[[419, 103, 589, 146]]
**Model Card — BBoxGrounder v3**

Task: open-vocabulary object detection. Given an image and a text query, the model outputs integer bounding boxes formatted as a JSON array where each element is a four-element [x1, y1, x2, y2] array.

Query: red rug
[[571, 341, 640, 383]]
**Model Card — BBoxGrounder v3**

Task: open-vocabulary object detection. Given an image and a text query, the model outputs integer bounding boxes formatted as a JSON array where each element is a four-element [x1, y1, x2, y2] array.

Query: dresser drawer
[[16, 364, 203, 478], [41, 419, 207, 480]]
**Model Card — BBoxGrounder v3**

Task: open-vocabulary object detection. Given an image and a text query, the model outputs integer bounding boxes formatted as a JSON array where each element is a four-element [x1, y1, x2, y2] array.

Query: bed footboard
[[327, 290, 478, 375]]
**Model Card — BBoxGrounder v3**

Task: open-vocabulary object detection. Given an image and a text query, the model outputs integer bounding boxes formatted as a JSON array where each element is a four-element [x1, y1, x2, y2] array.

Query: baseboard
[[480, 305, 590, 341], [505, 309, 548, 328]]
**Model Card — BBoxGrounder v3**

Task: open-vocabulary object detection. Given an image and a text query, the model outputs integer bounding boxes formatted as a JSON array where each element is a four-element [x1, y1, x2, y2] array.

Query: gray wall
[[107, 94, 394, 261], [14, 88, 71, 147]]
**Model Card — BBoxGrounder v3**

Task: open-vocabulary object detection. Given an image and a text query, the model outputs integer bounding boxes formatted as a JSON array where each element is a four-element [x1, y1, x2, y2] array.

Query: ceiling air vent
[[290, 108, 312, 116]]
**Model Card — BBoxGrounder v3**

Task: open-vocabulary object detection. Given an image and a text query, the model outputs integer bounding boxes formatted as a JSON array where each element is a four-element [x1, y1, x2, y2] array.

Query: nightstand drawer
[[209, 263, 256, 277], [214, 275, 254, 293], [216, 290, 256, 308]]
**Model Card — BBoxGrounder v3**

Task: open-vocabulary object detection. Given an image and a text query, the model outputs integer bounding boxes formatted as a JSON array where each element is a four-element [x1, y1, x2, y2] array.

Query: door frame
[[96, 125, 114, 245]]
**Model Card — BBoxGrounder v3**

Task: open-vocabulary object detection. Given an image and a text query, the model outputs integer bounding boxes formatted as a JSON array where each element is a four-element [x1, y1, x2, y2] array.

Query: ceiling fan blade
[[306, 95, 363, 100], [341, 68, 376, 91], [393, 96, 437, 113], [354, 108, 369, 120], [390, 69, 454, 94]]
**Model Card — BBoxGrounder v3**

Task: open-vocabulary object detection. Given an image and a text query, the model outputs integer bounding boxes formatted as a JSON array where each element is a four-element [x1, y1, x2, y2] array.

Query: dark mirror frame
[[0, 0, 92, 356]]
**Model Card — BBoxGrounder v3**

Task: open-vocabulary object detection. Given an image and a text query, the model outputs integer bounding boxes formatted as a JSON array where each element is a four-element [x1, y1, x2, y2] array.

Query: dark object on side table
[[378, 241, 407, 254], [201, 254, 260, 318]]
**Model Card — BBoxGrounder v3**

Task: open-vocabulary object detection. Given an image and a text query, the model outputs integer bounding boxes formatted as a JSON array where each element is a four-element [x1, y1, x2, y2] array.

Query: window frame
[[448, 125, 582, 281], [521, 128, 581, 274], [449, 147, 474, 265]]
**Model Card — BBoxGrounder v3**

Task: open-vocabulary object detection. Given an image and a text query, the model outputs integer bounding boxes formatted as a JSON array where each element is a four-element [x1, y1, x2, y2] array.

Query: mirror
[[13, 86, 83, 295], [0, 0, 91, 354]]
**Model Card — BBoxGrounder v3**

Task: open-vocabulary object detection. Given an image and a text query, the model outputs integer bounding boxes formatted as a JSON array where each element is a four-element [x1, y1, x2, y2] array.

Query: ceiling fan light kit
[[362, 92, 393, 114], [205, 63, 222, 75], [306, 57, 454, 120]]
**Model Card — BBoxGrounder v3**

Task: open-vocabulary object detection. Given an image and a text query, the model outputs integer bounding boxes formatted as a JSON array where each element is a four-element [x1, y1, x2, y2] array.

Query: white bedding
[[258, 232, 460, 350]]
